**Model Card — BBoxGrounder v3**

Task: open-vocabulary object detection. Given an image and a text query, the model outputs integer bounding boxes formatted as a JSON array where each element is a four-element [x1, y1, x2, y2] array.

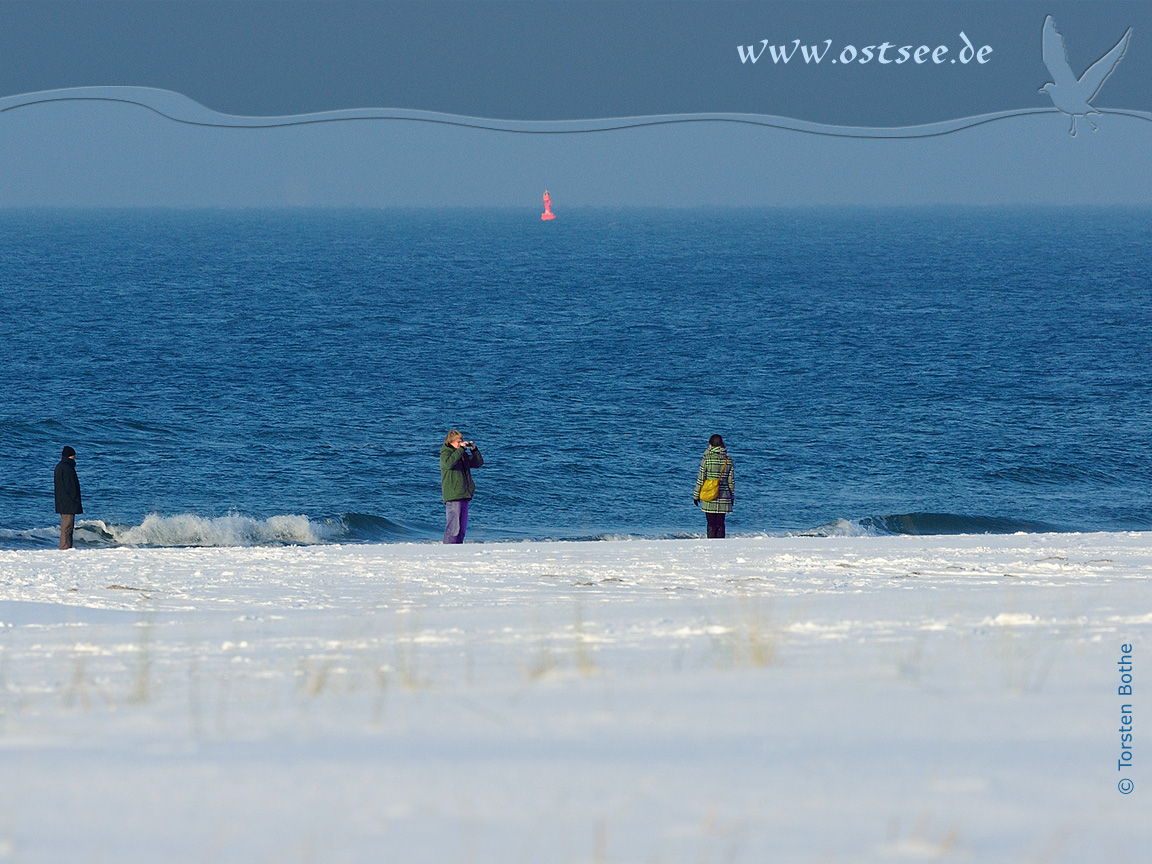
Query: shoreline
[[0, 513, 1139, 552], [3, 529, 1150, 612]]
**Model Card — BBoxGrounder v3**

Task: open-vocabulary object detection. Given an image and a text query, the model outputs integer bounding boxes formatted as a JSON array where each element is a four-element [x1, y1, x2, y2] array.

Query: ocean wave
[[0, 516, 695, 549], [550, 532, 701, 542], [0, 512, 437, 549], [797, 512, 1065, 537], [0, 526, 63, 549], [0, 511, 1068, 549], [339, 512, 435, 542], [85, 513, 343, 547]]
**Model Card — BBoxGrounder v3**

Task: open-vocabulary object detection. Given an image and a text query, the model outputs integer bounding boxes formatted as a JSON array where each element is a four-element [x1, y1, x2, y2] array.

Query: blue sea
[[1, 208, 1150, 547]]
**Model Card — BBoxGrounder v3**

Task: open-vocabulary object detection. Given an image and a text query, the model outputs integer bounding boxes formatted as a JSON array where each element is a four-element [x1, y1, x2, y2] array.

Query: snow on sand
[[0, 533, 1148, 862]]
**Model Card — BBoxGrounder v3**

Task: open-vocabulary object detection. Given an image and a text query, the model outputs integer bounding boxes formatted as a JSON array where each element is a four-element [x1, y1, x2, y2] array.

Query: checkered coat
[[693, 445, 734, 514]]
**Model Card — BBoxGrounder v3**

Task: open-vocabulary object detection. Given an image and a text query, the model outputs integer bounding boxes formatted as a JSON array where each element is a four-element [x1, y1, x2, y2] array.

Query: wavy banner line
[[3, 86, 1151, 140]]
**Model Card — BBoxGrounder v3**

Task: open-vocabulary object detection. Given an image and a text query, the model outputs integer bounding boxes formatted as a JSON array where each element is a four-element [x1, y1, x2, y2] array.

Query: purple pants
[[443, 499, 470, 544]]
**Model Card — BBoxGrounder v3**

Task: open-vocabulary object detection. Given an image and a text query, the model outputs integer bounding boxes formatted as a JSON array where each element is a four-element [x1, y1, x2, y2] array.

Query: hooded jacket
[[54, 457, 83, 515]]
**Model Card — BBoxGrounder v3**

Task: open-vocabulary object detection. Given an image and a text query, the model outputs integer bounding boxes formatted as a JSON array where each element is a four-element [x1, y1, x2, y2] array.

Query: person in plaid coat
[[692, 434, 734, 538]]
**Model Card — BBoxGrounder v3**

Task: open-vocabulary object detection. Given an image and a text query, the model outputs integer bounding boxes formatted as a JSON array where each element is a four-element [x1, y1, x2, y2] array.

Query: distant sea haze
[[1, 208, 1149, 547]]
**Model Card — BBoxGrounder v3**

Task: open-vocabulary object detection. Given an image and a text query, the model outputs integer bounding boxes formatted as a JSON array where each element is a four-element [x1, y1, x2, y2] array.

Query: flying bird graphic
[[1040, 15, 1131, 136]]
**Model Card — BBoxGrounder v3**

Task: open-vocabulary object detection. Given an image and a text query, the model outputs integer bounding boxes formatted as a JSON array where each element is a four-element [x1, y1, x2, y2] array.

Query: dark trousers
[[443, 499, 470, 544], [59, 513, 75, 550], [706, 512, 726, 539]]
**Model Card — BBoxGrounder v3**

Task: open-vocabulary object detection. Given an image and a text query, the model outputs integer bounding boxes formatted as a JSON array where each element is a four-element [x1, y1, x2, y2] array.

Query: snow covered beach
[[0, 533, 1148, 862]]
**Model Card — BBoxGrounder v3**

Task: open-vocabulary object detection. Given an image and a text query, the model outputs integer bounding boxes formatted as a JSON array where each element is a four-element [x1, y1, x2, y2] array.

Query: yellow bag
[[698, 458, 730, 502], [699, 477, 720, 502]]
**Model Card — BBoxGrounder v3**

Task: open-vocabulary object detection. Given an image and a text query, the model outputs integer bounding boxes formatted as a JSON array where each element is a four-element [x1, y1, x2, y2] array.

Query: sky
[[0, 1, 1149, 207]]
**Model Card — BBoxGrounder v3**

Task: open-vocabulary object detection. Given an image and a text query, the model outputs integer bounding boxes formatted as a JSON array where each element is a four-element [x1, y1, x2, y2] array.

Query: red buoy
[[541, 190, 556, 221]]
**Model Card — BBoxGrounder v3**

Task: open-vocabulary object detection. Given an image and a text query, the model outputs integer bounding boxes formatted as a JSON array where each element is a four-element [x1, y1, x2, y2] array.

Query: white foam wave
[[793, 518, 882, 538], [79, 513, 344, 547], [0, 526, 60, 546]]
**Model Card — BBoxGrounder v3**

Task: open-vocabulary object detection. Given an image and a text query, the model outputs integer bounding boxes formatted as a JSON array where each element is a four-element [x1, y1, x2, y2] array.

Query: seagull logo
[[1040, 15, 1131, 136]]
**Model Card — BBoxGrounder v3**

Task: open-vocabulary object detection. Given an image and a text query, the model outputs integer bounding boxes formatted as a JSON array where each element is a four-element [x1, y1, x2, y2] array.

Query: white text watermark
[[737, 32, 993, 67]]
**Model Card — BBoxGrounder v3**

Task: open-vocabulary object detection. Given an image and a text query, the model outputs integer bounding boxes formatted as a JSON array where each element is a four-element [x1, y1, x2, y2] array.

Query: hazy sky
[[0, 1, 1148, 207]]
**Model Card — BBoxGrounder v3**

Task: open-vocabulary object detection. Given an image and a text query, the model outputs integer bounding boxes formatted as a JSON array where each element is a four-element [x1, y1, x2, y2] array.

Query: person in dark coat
[[693, 434, 734, 539], [54, 446, 83, 550], [440, 429, 483, 543]]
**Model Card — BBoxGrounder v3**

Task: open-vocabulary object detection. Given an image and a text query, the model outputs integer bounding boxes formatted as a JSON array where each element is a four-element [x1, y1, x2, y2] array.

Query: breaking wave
[[798, 512, 1065, 537], [99, 513, 343, 546], [0, 511, 1070, 549], [0, 512, 436, 549]]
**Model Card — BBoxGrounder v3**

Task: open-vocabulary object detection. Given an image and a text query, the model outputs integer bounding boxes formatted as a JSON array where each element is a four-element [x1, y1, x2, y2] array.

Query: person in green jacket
[[440, 429, 484, 543], [693, 434, 734, 538]]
